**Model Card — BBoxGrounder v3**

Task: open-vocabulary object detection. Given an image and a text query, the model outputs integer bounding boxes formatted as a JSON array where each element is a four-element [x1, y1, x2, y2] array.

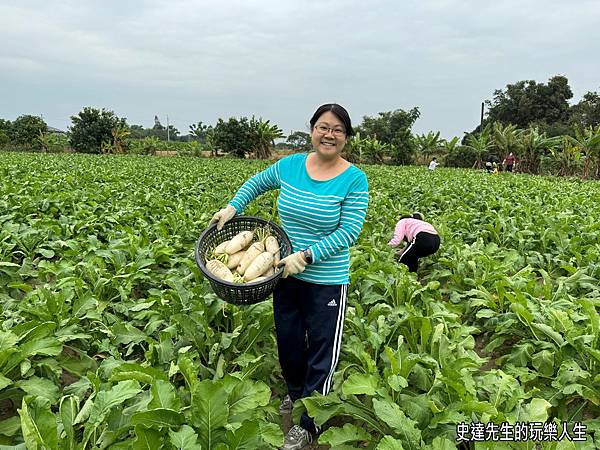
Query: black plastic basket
[[195, 216, 292, 305]]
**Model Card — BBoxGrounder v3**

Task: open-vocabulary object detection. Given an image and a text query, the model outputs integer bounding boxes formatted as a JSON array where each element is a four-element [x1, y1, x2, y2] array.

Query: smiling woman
[[209, 103, 369, 449]]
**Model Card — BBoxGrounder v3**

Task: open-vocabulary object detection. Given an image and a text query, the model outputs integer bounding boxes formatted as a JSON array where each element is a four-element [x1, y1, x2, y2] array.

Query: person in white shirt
[[428, 157, 439, 170]]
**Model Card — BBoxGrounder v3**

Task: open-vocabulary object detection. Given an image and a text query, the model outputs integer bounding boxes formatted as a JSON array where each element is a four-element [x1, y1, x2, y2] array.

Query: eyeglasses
[[314, 123, 346, 137]]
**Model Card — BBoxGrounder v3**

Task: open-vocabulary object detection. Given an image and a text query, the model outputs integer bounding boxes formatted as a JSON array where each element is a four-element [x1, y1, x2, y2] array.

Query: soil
[[0, 399, 15, 421], [473, 333, 520, 372]]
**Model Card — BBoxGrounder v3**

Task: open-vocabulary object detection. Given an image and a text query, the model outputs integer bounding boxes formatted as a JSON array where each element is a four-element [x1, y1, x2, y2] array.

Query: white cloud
[[1, 0, 599, 137]]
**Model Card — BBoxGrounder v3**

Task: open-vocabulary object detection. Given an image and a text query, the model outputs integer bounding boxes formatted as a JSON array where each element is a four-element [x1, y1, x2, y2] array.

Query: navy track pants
[[273, 276, 348, 433]]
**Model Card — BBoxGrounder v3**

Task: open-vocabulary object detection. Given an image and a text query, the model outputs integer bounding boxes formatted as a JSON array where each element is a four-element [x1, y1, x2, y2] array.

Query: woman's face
[[310, 111, 347, 159]]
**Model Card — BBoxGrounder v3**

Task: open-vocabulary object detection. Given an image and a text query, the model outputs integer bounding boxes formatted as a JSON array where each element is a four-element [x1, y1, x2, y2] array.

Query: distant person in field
[[503, 152, 516, 172], [388, 213, 440, 273], [428, 157, 439, 170], [486, 159, 499, 175]]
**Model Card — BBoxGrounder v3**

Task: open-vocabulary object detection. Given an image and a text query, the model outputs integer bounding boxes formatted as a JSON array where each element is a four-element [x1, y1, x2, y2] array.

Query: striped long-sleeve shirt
[[228, 153, 369, 285]]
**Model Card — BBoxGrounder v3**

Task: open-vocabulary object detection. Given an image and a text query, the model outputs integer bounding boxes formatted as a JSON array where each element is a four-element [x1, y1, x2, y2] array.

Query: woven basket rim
[[194, 216, 291, 290]]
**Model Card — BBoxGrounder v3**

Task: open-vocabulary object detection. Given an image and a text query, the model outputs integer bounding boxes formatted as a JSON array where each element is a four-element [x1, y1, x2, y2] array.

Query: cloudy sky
[[1, 0, 599, 138]]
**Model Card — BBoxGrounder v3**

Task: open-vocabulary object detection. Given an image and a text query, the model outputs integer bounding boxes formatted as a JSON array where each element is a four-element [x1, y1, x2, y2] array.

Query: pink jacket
[[388, 218, 438, 247]]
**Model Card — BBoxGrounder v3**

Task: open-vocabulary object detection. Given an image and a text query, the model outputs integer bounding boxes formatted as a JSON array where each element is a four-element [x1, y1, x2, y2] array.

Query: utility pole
[[167, 115, 170, 142], [480, 102, 484, 131]]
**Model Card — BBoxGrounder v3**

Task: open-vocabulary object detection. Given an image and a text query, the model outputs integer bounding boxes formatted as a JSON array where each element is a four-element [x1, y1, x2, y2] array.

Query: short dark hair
[[400, 212, 424, 221], [309, 103, 354, 136]]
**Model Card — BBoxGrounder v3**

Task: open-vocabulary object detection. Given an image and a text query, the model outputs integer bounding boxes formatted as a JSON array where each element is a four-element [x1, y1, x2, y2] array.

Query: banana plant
[[414, 131, 442, 164], [249, 117, 284, 159], [518, 127, 560, 174], [464, 124, 494, 169], [571, 125, 600, 179], [491, 122, 522, 169]]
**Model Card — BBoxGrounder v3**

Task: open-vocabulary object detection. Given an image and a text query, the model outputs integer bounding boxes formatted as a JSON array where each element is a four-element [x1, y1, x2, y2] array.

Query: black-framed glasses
[[314, 123, 346, 137]]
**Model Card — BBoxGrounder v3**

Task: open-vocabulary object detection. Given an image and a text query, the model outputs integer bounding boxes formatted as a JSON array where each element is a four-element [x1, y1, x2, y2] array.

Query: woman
[[210, 103, 369, 449], [388, 213, 440, 273]]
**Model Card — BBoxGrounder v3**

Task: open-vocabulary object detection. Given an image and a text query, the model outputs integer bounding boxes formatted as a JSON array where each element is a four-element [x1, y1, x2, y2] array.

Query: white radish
[[265, 236, 279, 253], [245, 276, 267, 284], [206, 260, 234, 282], [265, 236, 280, 266], [213, 240, 230, 256], [244, 252, 274, 281], [225, 231, 253, 255], [237, 242, 265, 275], [226, 250, 245, 270]]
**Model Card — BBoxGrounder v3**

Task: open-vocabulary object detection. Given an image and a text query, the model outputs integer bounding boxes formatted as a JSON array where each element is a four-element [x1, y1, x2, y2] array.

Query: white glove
[[278, 251, 308, 278], [210, 205, 237, 231]]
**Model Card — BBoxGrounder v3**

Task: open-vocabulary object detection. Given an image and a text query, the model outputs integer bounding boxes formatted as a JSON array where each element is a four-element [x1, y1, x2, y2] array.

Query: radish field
[[0, 153, 599, 449]]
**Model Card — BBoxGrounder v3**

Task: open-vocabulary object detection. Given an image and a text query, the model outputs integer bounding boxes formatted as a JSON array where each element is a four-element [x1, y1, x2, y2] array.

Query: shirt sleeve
[[388, 220, 406, 247], [228, 160, 282, 213], [308, 173, 369, 264]]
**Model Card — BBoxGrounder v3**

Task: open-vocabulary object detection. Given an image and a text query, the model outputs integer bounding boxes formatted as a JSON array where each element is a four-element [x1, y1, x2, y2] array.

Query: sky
[[1, 0, 599, 139]]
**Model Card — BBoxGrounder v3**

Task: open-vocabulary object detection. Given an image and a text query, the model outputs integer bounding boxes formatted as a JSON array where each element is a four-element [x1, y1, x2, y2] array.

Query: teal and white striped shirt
[[229, 153, 369, 285]]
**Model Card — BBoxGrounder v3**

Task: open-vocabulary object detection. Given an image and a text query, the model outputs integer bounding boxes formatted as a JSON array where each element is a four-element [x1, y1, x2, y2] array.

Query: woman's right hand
[[210, 205, 237, 230]]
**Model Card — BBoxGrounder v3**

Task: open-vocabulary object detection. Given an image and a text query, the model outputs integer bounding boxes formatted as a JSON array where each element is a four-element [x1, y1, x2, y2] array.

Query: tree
[[547, 137, 583, 177], [189, 121, 211, 143], [69, 107, 127, 153], [213, 117, 253, 157], [518, 128, 560, 174], [414, 131, 442, 164], [570, 125, 600, 178], [11, 115, 48, 149], [285, 131, 312, 152], [356, 108, 420, 164], [147, 116, 180, 141], [570, 91, 600, 129], [491, 123, 522, 167], [443, 145, 478, 168], [463, 124, 494, 169], [344, 132, 390, 164], [109, 125, 130, 154], [0, 119, 11, 134], [484, 75, 573, 130], [0, 130, 8, 147], [0, 119, 11, 147], [439, 136, 461, 158], [250, 117, 284, 159], [129, 124, 147, 139]]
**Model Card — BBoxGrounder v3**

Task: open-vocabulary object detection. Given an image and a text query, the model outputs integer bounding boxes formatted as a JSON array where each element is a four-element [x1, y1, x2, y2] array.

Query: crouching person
[[388, 213, 440, 273]]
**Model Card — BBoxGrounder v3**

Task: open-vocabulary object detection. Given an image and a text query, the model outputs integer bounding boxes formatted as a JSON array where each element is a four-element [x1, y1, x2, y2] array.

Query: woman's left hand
[[277, 252, 308, 278]]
